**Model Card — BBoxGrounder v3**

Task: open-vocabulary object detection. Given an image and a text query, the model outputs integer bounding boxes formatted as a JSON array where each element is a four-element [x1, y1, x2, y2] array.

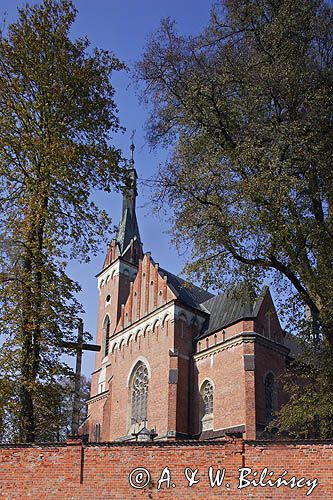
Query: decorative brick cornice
[[254, 332, 290, 355], [86, 390, 109, 406], [114, 301, 174, 337], [108, 302, 176, 355], [194, 331, 290, 361]]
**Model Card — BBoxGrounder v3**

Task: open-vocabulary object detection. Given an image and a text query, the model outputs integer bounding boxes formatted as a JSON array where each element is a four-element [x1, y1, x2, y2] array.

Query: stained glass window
[[131, 363, 148, 423], [202, 381, 214, 416]]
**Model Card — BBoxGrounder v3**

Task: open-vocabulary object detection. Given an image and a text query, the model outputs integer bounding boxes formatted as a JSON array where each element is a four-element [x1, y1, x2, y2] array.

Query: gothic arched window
[[103, 315, 110, 357], [202, 381, 214, 416], [131, 362, 149, 424], [265, 373, 276, 421], [200, 380, 214, 430]]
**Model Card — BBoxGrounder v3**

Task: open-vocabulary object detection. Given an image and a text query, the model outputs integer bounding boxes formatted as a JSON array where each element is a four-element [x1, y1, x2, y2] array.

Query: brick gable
[[115, 253, 177, 333]]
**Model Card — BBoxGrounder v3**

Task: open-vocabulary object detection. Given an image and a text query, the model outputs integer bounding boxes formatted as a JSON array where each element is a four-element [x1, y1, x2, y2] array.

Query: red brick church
[[82, 160, 291, 442]]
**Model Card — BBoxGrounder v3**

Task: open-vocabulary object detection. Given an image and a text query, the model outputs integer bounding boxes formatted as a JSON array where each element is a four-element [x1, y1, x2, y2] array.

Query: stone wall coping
[[1, 437, 332, 449]]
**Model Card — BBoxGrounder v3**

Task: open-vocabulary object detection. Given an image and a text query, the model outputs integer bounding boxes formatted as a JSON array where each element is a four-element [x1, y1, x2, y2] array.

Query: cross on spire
[[115, 132, 141, 255], [130, 129, 136, 165]]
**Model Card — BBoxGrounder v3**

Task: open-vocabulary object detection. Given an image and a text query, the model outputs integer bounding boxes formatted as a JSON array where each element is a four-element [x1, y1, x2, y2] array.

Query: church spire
[[116, 135, 141, 256]]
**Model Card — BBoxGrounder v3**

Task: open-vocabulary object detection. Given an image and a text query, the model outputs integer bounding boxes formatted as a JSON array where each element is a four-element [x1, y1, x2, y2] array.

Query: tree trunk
[[20, 253, 36, 442], [19, 385, 35, 442], [19, 200, 46, 442]]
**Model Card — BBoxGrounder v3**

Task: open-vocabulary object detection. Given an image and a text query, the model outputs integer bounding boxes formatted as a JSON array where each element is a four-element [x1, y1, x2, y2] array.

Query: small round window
[[106, 294, 111, 304]]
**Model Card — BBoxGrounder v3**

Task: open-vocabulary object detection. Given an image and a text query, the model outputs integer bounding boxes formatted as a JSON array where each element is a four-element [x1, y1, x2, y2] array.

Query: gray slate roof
[[159, 268, 268, 338], [116, 167, 141, 255], [158, 267, 213, 310], [159, 270, 270, 338], [116, 208, 141, 254], [199, 290, 257, 337]]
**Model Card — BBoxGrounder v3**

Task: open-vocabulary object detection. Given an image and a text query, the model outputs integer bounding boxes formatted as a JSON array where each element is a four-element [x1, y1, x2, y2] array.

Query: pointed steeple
[[116, 137, 141, 256]]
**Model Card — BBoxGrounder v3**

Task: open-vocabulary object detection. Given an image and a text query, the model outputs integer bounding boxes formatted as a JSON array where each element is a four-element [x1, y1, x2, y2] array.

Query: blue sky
[[1, 1, 213, 375]]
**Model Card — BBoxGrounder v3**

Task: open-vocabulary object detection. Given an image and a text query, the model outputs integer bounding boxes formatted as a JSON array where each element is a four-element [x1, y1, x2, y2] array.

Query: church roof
[[159, 267, 214, 310], [116, 166, 141, 256], [116, 208, 141, 255], [198, 286, 269, 338], [158, 267, 270, 337]]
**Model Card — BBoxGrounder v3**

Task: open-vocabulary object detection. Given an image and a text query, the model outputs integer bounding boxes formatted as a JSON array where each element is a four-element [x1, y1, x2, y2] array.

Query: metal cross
[[130, 129, 136, 163]]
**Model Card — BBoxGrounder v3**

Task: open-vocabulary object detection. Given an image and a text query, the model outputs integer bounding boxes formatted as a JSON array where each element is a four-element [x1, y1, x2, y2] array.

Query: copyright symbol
[[128, 467, 151, 489]]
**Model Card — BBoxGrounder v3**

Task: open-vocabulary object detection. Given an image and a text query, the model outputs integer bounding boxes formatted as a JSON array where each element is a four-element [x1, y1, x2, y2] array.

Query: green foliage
[[271, 339, 333, 438], [137, 0, 333, 436], [0, 374, 90, 442], [0, 0, 124, 441]]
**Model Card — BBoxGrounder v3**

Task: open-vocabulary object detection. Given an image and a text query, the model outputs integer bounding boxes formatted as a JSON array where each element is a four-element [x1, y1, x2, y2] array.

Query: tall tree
[[137, 0, 333, 434], [0, 0, 124, 441], [0, 374, 90, 443]]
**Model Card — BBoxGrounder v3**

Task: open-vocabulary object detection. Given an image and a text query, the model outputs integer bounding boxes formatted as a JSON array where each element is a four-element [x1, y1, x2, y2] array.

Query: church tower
[[87, 147, 143, 441]]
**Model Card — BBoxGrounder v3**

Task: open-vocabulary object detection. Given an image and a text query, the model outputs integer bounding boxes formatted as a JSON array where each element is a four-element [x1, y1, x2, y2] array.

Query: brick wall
[[193, 343, 248, 435], [254, 342, 288, 426], [106, 319, 175, 440], [0, 436, 331, 499]]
